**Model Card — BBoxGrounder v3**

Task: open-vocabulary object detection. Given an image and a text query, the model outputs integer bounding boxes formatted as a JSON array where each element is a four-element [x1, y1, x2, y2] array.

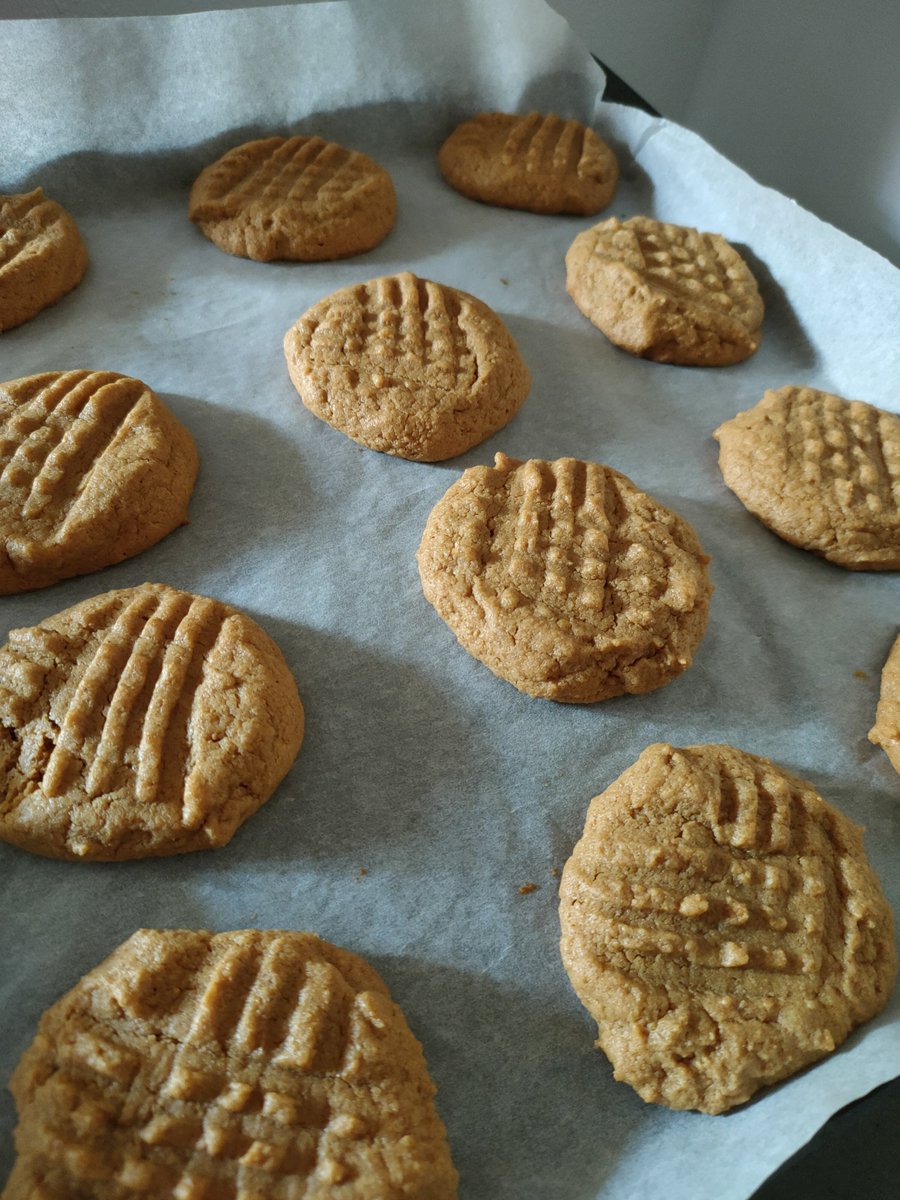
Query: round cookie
[[560, 743, 897, 1114], [438, 111, 618, 215], [0, 583, 304, 860], [869, 632, 900, 773], [0, 189, 87, 332], [714, 385, 900, 569], [284, 273, 530, 461], [5, 928, 458, 1200], [0, 371, 198, 594], [565, 215, 764, 366], [417, 453, 712, 701], [188, 135, 396, 262]]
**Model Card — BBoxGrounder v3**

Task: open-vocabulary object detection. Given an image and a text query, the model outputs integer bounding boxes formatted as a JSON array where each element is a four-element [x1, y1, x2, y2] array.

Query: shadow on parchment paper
[[732, 243, 818, 374], [126, 392, 312, 587], [371, 954, 635, 1200], [205, 620, 495, 867]]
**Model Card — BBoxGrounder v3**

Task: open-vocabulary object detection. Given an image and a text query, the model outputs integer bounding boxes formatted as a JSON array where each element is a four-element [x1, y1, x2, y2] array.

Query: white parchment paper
[[1, 2, 899, 1197]]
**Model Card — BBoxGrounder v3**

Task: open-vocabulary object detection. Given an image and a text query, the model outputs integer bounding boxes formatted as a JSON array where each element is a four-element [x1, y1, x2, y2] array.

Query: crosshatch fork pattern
[[559, 744, 897, 1113], [194, 137, 375, 218], [6, 930, 457, 1200]]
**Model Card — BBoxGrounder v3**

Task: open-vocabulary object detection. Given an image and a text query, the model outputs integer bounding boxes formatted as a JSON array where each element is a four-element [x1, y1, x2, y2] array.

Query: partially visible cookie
[[0, 189, 87, 332], [0, 583, 304, 860], [5, 928, 458, 1200], [869, 633, 900, 772], [565, 216, 764, 366], [438, 111, 618, 214], [417, 453, 712, 701], [189, 135, 396, 261], [284, 272, 530, 461], [559, 743, 897, 1114], [714, 386, 900, 569], [0, 371, 198, 593]]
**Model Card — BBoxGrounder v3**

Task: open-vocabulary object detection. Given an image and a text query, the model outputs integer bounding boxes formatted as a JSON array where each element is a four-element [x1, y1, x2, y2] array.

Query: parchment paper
[[1, 2, 899, 1197]]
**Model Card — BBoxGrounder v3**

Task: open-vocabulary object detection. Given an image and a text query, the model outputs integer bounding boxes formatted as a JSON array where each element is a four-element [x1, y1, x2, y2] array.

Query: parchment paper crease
[[1, 2, 898, 1198]]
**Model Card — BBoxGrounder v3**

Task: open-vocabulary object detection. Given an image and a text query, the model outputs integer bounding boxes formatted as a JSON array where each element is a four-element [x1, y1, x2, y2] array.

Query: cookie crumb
[[854, 670, 869, 680], [356, 867, 368, 881], [549, 867, 560, 878], [500, 277, 509, 285], [518, 882, 539, 895]]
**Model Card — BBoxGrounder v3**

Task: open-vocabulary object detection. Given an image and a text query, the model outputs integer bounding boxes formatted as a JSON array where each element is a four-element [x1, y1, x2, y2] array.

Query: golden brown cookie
[[869, 632, 900, 772], [188, 135, 396, 262], [0, 583, 304, 860], [438, 111, 618, 215], [565, 216, 764, 366], [4, 928, 458, 1200], [559, 743, 897, 1114], [417, 453, 712, 701], [0, 189, 87, 332], [714, 385, 900, 569], [0, 371, 198, 594], [284, 273, 530, 461]]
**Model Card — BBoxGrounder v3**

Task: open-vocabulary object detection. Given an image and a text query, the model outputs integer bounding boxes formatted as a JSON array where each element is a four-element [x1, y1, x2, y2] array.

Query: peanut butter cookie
[[284, 273, 530, 461], [4, 928, 458, 1200], [417, 453, 712, 701], [189, 135, 396, 261], [0, 189, 87, 332], [560, 743, 897, 1113], [869, 632, 900, 773], [438, 111, 618, 214], [566, 216, 763, 365], [714, 385, 900, 569], [0, 583, 304, 860], [0, 371, 198, 594]]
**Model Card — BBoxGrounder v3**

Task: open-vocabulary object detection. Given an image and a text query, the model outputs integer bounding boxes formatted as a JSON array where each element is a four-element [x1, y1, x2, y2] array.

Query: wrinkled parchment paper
[[1, 2, 898, 1197]]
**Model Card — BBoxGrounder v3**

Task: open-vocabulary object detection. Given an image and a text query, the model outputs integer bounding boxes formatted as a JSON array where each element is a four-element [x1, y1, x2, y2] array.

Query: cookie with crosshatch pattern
[[438, 111, 619, 214], [417, 452, 712, 701], [0, 371, 198, 594], [0, 583, 304, 860], [714, 385, 900, 569], [284, 272, 530, 461], [188, 135, 396, 262], [565, 215, 764, 365], [0, 189, 87, 332], [559, 743, 896, 1113], [3, 929, 458, 1200]]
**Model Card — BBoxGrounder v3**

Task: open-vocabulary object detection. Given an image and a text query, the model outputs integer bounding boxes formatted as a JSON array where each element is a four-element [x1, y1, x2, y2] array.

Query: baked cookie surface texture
[[714, 385, 900, 569], [565, 216, 764, 366], [559, 743, 897, 1114], [4, 929, 458, 1200], [0, 371, 198, 594], [188, 135, 396, 262], [438, 111, 618, 214], [417, 453, 712, 701], [284, 272, 530, 461], [0, 189, 87, 332], [869, 632, 900, 773], [0, 583, 304, 860]]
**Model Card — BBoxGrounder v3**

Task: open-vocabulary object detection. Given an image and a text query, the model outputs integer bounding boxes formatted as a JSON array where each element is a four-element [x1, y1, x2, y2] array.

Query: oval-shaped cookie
[[438, 110, 618, 215], [0, 583, 304, 860], [869, 632, 900, 772], [0, 371, 198, 594], [0, 189, 87, 332], [566, 215, 764, 366], [188, 135, 396, 262], [5, 928, 458, 1199], [559, 743, 897, 1113], [714, 385, 900, 569], [417, 453, 712, 701], [284, 272, 530, 461]]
